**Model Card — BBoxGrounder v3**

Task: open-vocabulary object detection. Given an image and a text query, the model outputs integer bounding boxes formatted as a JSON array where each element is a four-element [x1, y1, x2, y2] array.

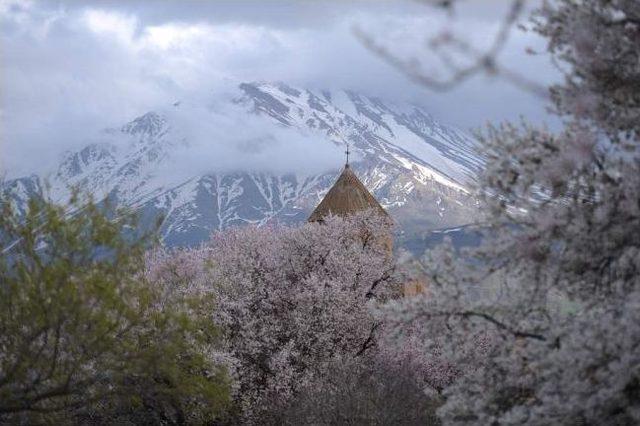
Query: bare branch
[[353, 0, 548, 98]]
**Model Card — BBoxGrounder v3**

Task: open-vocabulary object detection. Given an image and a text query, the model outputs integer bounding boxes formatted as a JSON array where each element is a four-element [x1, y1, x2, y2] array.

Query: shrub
[[0, 192, 230, 424]]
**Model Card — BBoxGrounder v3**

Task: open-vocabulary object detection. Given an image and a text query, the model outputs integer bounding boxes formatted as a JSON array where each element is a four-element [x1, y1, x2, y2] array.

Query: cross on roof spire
[[345, 143, 350, 167]]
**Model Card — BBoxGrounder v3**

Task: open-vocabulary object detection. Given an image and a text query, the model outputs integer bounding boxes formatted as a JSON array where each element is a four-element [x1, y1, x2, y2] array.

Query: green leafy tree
[[0, 192, 229, 424]]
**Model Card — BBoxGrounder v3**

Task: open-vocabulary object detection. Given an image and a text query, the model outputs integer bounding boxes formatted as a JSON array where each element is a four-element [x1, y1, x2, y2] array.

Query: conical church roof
[[308, 164, 389, 222]]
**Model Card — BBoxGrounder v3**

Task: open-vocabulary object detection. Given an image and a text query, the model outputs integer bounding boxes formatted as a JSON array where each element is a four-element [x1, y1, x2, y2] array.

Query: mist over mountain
[[2, 82, 482, 247]]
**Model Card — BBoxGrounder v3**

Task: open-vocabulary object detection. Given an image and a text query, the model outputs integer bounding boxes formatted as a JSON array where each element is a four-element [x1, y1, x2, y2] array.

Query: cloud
[[159, 101, 344, 178], [0, 0, 559, 178]]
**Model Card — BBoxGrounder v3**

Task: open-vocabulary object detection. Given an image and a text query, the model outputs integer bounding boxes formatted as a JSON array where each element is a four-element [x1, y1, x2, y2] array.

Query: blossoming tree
[[385, 1, 640, 424], [206, 211, 400, 421]]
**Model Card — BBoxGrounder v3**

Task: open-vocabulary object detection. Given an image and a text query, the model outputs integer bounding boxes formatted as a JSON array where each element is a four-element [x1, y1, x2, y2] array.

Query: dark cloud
[[0, 0, 559, 178]]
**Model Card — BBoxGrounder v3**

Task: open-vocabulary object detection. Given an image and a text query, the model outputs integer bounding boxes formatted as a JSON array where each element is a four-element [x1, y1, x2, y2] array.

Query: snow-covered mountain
[[2, 82, 482, 247]]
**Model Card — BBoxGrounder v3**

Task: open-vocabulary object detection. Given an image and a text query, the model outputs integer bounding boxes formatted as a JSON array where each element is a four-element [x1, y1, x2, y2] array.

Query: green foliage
[[0, 191, 229, 424]]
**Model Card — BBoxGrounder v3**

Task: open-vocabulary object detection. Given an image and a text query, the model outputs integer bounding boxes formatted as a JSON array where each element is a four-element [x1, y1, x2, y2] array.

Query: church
[[308, 163, 389, 223], [308, 153, 427, 297]]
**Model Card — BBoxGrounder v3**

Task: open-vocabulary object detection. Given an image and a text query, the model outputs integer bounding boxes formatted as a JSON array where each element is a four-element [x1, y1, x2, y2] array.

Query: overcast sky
[[0, 0, 559, 178]]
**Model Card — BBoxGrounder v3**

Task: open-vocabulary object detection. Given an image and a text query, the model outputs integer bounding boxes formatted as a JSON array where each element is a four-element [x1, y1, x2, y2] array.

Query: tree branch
[[355, 322, 381, 356], [421, 309, 547, 341], [353, 0, 548, 98]]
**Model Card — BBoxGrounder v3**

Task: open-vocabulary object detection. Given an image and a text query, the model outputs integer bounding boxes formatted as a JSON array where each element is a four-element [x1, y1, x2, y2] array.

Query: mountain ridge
[[2, 81, 482, 247]]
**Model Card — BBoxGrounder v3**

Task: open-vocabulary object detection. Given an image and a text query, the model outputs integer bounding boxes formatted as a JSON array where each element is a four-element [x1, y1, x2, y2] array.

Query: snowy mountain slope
[[2, 82, 482, 247], [238, 82, 481, 189]]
